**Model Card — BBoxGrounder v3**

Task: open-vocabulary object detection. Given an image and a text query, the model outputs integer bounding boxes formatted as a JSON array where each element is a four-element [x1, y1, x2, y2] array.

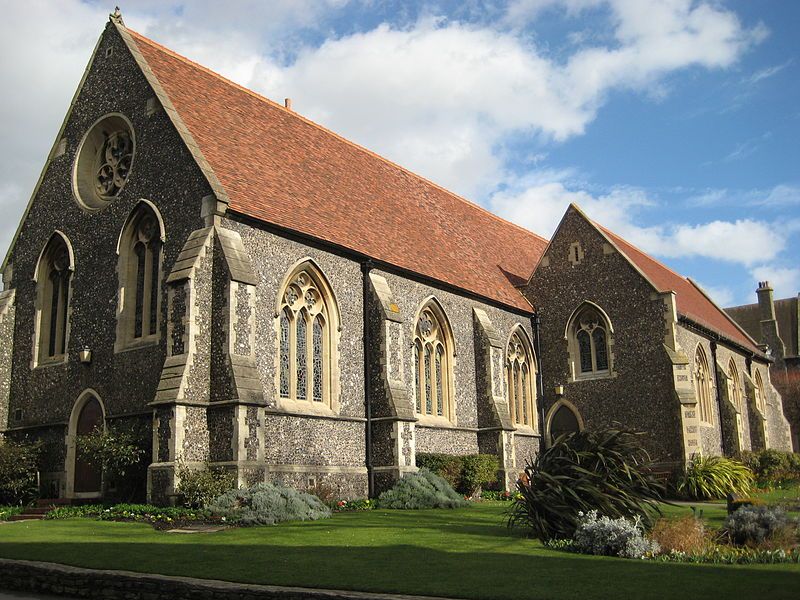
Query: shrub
[[461, 455, 500, 497], [0, 505, 23, 520], [741, 449, 800, 487], [77, 422, 148, 501], [0, 439, 42, 505], [723, 505, 798, 547], [416, 454, 463, 490], [208, 482, 331, 526], [678, 455, 753, 500], [45, 503, 210, 525], [377, 469, 469, 509], [572, 510, 660, 559], [481, 490, 518, 501], [416, 453, 500, 495], [728, 497, 765, 514], [507, 427, 665, 541], [655, 545, 800, 564], [176, 461, 237, 509], [650, 516, 708, 554]]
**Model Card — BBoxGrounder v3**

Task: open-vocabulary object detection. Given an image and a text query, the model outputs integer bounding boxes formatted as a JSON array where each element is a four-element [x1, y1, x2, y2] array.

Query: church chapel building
[[0, 15, 792, 504]]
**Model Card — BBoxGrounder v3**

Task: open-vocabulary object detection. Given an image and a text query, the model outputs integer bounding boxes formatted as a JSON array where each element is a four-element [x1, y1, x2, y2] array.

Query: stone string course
[[0, 558, 461, 600]]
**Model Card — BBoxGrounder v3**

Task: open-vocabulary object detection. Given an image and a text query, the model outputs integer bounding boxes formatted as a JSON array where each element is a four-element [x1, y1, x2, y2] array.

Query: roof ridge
[[126, 27, 548, 246]]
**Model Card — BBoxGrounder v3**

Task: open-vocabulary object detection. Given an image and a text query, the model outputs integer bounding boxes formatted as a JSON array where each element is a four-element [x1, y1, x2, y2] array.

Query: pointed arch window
[[728, 359, 743, 413], [34, 234, 73, 364], [568, 304, 612, 379], [277, 266, 337, 408], [754, 369, 767, 415], [506, 329, 537, 429], [693, 345, 714, 425], [414, 302, 453, 420], [116, 203, 163, 348]]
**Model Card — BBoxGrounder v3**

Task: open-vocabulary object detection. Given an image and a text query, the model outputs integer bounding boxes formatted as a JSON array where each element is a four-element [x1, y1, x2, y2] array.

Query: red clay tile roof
[[126, 28, 546, 312], [599, 226, 762, 355]]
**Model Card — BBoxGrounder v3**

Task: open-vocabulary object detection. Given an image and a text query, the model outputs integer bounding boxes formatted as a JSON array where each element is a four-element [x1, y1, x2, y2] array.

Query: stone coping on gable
[[0, 558, 463, 600]]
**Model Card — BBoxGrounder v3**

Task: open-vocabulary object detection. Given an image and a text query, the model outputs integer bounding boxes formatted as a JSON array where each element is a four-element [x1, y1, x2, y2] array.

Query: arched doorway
[[546, 400, 584, 446], [67, 392, 105, 497]]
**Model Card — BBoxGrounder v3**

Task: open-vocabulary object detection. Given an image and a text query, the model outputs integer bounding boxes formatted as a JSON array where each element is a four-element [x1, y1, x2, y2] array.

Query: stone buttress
[[148, 225, 263, 503]]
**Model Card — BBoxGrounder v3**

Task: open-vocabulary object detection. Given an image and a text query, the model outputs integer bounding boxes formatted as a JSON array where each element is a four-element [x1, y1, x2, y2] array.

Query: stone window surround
[[506, 325, 538, 432], [693, 343, 715, 426], [72, 112, 136, 213], [753, 368, 767, 416], [564, 301, 615, 383], [273, 258, 342, 416], [727, 358, 744, 414], [412, 296, 456, 427], [544, 398, 584, 446], [31, 231, 74, 369], [114, 200, 165, 353]]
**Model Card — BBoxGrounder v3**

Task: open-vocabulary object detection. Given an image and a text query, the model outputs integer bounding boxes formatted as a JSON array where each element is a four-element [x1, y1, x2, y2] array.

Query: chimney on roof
[[757, 281, 775, 321], [284, 98, 292, 110]]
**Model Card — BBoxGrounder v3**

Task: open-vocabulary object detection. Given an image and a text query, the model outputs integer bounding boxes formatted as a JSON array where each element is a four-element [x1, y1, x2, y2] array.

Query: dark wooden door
[[550, 405, 580, 443], [74, 397, 103, 493]]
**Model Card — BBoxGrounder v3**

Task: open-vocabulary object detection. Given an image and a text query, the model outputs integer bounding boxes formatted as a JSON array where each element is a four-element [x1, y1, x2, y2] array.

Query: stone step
[[7, 514, 46, 521], [36, 498, 71, 508]]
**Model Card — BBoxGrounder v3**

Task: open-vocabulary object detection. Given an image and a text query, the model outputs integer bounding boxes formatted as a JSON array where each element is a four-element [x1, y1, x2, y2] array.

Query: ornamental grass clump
[[572, 510, 660, 559], [377, 469, 469, 509], [508, 427, 665, 541], [650, 515, 709, 555], [208, 482, 331, 526], [678, 455, 753, 500]]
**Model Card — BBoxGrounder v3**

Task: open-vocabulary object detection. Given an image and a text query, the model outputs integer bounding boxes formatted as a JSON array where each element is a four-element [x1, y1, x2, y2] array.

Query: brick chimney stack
[[757, 281, 776, 321]]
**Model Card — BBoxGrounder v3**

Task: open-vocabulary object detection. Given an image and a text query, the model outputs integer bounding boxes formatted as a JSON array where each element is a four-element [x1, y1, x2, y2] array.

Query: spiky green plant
[[507, 427, 665, 541], [678, 455, 753, 500]]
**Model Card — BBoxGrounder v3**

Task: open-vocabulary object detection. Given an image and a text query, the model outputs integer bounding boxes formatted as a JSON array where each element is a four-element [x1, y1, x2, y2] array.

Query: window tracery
[[569, 304, 612, 378], [278, 267, 335, 407], [693, 345, 713, 424], [728, 359, 743, 413], [117, 204, 162, 347], [506, 330, 537, 429], [35, 234, 72, 364], [414, 303, 453, 419]]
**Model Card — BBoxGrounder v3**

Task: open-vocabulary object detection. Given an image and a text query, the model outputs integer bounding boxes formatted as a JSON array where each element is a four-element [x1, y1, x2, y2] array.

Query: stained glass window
[[149, 241, 160, 335], [414, 304, 453, 419], [435, 346, 444, 416], [578, 330, 592, 373], [424, 346, 432, 415], [48, 271, 60, 357], [312, 316, 323, 402], [37, 235, 71, 362], [506, 330, 536, 429], [134, 242, 146, 338], [593, 328, 608, 370], [277, 267, 335, 407], [296, 314, 307, 400], [414, 342, 421, 413], [280, 309, 291, 398]]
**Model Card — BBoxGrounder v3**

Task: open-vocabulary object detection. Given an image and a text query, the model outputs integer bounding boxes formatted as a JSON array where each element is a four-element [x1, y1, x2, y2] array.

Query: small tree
[[77, 421, 148, 501], [175, 460, 237, 508], [0, 438, 42, 505]]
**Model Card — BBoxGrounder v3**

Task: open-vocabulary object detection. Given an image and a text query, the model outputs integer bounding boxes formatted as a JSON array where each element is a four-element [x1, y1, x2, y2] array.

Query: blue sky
[[0, 0, 797, 306]]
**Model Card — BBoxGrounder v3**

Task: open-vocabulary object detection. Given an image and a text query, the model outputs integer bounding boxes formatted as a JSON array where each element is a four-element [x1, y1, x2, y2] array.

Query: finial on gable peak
[[110, 6, 125, 26]]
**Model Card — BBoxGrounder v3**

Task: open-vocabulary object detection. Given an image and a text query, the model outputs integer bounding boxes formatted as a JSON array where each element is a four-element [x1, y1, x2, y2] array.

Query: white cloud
[[693, 280, 735, 308], [749, 266, 800, 299], [490, 171, 791, 267]]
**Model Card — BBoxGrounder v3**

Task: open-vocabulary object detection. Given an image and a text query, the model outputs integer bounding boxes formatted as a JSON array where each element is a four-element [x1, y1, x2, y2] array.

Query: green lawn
[[1, 503, 798, 600]]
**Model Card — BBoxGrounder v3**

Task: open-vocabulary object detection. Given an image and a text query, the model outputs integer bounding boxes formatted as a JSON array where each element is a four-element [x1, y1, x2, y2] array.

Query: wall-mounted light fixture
[[554, 385, 564, 397], [79, 347, 92, 364]]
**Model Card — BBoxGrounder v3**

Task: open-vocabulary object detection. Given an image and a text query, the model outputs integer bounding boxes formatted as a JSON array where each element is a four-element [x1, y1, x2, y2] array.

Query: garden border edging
[[0, 558, 462, 600]]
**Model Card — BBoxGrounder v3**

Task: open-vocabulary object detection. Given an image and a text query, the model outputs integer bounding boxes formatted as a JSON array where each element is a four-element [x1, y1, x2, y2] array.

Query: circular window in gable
[[73, 113, 135, 211]]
